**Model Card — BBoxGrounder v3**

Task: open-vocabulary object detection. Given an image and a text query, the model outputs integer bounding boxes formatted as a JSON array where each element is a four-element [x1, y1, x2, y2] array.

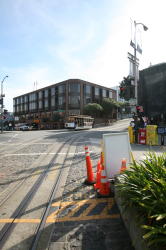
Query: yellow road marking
[[80, 201, 98, 217], [0, 198, 119, 224], [63, 203, 82, 218], [52, 198, 112, 207], [100, 199, 114, 216], [46, 214, 120, 223], [0, 219, 40, 223], [47, 198, 118, 222]]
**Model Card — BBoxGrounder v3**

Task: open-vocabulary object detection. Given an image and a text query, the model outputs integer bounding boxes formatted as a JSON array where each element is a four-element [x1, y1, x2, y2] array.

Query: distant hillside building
[[139, 63, 166, 123], [13, 79, 116, 125]]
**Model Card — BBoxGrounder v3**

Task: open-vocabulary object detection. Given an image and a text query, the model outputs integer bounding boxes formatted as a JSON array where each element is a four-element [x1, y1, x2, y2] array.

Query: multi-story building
[[13, 79, 116, 125], [138, 63, 166, 123]]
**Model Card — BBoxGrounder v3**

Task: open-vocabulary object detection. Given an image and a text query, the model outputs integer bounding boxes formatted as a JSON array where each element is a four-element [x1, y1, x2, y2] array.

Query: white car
[[19, 125, 31, 131]]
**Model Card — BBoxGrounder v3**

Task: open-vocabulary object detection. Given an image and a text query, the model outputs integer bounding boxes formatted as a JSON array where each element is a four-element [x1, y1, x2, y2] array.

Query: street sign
[[157, 127, 166, 135]]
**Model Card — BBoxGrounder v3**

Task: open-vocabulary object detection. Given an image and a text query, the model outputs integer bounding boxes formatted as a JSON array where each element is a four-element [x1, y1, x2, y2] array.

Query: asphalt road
[[0, 119, 164, 250]]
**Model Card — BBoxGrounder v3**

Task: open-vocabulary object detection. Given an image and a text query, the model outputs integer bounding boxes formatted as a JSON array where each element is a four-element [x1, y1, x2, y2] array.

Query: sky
[[1, 0, 166, 111]]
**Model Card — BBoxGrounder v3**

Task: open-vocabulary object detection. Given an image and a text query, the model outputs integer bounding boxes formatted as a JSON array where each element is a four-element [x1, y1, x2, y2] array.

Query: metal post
[[0, 75, 8, 133], [133, 21, 148, 108], [134, 21, 138, 106]]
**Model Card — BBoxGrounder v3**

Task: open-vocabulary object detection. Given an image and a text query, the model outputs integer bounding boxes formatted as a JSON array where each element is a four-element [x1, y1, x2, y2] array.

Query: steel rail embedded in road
[[0, 134, 78, 249], [30, 134, 79, 250], [0, 137, 55, 207], [0, 137, 42, 155]]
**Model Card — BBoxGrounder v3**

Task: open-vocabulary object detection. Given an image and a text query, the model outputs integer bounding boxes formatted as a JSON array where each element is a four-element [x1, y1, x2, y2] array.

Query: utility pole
[[133, 21, 148, 106], [0, 75, 8, 133]]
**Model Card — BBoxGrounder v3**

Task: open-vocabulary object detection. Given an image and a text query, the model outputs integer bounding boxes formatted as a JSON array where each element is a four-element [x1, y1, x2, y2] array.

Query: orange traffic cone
[[97, 158, 101, 172], [120, 158, 127, 172], [84, 146, 95, 185], [94, 159, 101, 190], [100, 151, 104, 166], [97, 160, 110, 197]]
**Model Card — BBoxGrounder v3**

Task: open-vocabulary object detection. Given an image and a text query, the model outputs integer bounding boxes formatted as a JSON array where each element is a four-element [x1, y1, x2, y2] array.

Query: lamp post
[[134, 21, 148, 106], [0, 75, 8, 133]]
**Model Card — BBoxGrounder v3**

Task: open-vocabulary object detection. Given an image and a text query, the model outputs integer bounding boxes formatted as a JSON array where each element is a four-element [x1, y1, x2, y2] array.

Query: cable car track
[[0, 137, 44, 155], [30, 135, 80, 250], [0, 133, 79, 249], [0, 143, 56, 207]]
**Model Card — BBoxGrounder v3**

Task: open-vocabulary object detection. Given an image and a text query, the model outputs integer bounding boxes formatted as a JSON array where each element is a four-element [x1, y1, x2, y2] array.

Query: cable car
[[65, 115, 94, 130]]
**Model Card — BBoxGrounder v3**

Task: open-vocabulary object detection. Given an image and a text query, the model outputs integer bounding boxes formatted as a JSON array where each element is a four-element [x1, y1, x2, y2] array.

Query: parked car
[[19, 125, 31, 131]]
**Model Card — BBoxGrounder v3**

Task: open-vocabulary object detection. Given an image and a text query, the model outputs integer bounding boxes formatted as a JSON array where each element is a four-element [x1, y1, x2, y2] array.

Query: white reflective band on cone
[[101, 178, 107, 183], [101, 170, 106, 176]]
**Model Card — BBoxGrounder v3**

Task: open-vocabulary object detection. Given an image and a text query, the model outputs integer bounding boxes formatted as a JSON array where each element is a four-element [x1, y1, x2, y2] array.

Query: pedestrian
[[139, 117, 145, 128], [133, 116, 139, 143]]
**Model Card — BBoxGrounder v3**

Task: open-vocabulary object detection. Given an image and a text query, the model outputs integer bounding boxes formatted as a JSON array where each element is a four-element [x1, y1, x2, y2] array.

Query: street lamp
[[0, 75, 9, 133], [133, 21, 148, 106]]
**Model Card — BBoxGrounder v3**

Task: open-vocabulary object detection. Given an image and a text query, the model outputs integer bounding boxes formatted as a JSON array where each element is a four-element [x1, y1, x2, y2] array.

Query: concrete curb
[[114, 185, 155, 250]]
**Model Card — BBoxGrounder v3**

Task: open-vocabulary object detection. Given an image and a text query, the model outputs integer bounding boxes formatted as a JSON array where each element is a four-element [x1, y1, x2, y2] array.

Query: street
[[0, 119, 164, 250]]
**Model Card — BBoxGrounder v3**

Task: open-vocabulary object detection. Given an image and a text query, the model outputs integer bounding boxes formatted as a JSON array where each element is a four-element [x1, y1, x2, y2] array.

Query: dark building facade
[[139, 63, 166, 123], [13, 79, 116, 124]]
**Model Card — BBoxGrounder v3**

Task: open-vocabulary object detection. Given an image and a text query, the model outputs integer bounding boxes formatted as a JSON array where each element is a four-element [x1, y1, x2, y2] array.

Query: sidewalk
[[48, 143, 134, 250]]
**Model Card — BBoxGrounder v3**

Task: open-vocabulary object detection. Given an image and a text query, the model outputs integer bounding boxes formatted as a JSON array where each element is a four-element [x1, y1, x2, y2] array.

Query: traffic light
[[4, 109, 8, 114], [120, 87, 125, 97], [119, 86, 130, 100], [0, 98, 3, 105], [119, 76, 135, 101]]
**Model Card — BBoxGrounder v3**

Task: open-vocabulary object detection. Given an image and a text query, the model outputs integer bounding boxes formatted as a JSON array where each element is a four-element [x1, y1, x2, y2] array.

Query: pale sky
[[1, 0, 166, 111]]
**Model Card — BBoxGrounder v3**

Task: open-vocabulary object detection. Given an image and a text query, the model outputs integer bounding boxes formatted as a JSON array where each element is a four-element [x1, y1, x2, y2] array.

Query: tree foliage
[[119, 75, 135, 101], [83, 103, 103, 117], [101, 98, 118, 117], [116, 152, 166, 249], [117, 102, 131, 113]]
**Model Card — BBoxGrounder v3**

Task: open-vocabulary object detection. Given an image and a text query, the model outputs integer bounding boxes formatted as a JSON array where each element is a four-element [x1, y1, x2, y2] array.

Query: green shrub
[[116, 152, 166, 248]]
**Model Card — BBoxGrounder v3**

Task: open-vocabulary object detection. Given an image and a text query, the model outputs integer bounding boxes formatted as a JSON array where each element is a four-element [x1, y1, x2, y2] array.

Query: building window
[[84, 85, 91, 94], [44, 89, 48, 98], [24, 95, 28, 102], [17, 106, 20, 112], [102, 89, 107, 98], [69, 83, 80, 93], [38, 91, 42, 99], [58, 96, 65, 106], [51, 97, 55, 107], [44, 99, 48, 108], [109, 91, 112, 98], [58, 84, 65, 94], [51, 87, 55, 96], [38, 101, 43, 109], [17, 98, 21, 104], [84, 96, 91, 104], [69, 96, 80, 107], [24, 104, 28, 111], [95, 87, 99, 96], [29, 93, 36, 101], [29, 102, 36, 111], [20, 104, 23, 111], [20, 97, 24, 103]]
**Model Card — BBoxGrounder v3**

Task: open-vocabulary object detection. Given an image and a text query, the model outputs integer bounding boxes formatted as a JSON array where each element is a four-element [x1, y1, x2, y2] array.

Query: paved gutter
[[48, 142, 134, 250]]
